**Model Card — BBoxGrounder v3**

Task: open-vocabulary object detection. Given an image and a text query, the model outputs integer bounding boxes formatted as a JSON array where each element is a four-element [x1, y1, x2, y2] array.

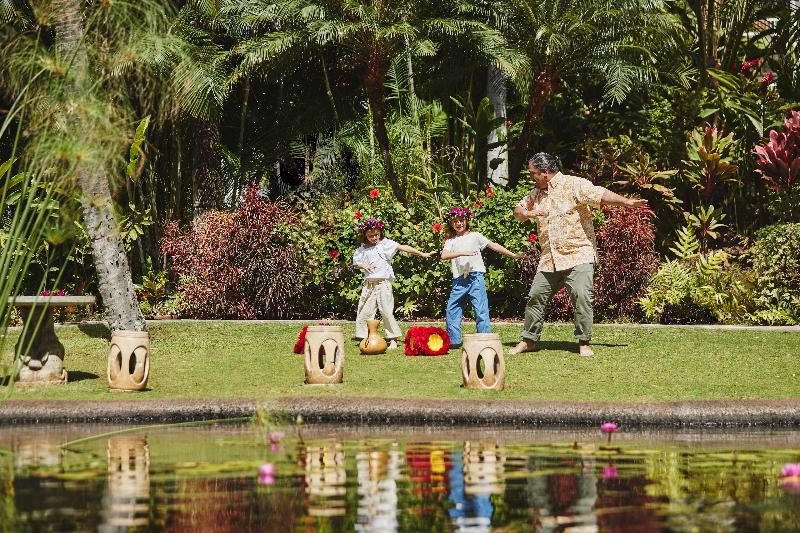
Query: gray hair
[[527, 152, 560, 172]]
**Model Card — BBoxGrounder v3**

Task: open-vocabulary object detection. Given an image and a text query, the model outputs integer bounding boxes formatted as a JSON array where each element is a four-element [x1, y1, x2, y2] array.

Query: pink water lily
[[258, 463, 276, 485], [268, 431, 285, 444], [600, 422, 618, 433], [781, 463, 800, 478], [602, 466, 618, 479]]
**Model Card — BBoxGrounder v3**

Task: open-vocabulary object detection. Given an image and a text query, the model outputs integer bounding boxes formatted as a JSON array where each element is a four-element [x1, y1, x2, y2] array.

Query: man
[[509, 153, 647, 357]]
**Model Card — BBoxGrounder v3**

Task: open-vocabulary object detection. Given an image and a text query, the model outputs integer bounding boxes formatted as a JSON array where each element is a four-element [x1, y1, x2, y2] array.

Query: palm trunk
[[53, 0, 145, 332], [191, 118, 224, 219], [486, 64, 508, 186], [363, 75, 407, 205], [510, 71, 556, 187]]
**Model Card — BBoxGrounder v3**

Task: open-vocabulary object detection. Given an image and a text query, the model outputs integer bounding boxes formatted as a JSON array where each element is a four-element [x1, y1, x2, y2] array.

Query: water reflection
[[100, 435, 150, 531], [303, 442, 347, 517], [0, 424, 799, 531], [356, 445, 400, 531]]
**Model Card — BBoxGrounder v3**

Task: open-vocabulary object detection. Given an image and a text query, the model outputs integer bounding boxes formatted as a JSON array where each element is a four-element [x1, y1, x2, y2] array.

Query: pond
[[1, 422, 799, 531]]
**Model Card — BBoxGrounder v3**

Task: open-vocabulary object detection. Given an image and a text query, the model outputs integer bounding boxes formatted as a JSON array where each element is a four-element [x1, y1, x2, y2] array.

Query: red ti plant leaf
[[754, 110, 800, 192]]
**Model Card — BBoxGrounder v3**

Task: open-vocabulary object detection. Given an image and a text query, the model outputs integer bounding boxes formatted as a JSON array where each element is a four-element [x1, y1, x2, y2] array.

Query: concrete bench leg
[[15, 306, 67, 385]]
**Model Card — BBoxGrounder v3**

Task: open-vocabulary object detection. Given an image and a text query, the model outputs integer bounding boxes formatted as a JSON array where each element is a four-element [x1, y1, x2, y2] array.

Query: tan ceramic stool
[[108, 330, 150, 391], [304, 325, 345, 384], [461, 333, 505, 391]]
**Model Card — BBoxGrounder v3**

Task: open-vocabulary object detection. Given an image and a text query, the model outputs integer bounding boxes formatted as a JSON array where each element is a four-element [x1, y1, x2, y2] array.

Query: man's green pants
[[522, 262, 594, 342]]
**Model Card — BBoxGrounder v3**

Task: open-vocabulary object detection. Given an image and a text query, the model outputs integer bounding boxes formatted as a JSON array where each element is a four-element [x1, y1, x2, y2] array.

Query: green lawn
[[2, 321, 799, 402]]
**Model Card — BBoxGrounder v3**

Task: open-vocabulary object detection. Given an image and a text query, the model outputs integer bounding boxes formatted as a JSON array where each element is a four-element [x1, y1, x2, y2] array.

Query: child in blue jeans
[[440, 207, 522, 347]]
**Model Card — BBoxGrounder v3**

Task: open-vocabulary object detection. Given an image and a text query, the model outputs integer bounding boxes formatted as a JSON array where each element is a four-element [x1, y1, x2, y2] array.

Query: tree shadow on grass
[[503, 340, 628, 353], [68, 371, 100, 382], [77, 323, 111, 340]]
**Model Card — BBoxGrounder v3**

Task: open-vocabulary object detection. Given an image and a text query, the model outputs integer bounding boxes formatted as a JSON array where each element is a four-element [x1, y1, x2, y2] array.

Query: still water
[[0, 422, 799, 532]]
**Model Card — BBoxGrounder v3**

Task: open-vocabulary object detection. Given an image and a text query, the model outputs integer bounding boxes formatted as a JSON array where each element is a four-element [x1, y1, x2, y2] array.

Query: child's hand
[[420, 252, 434, 258], [461, 251, 478, 257], [363, 263, 376, 272], [511, 253, 525, 260]]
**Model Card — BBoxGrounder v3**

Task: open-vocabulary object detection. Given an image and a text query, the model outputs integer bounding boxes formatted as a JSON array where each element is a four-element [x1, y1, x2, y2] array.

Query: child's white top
[[352, 238, 400, 280], [443, 231, 490, 278]]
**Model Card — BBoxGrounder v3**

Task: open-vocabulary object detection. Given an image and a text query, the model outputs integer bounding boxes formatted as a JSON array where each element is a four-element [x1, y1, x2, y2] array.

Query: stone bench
[[7, 295, 96, 385]]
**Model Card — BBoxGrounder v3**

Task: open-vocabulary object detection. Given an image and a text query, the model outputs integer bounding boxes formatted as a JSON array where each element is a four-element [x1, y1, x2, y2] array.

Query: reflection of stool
[[461, 333, 505, 391], [304, 326, 344, 384], [108, 331, 150, 391], [103, 435, 150, 528]]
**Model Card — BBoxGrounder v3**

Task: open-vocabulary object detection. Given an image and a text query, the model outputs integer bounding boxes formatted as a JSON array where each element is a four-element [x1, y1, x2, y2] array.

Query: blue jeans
[[446, 272, 490, 346]]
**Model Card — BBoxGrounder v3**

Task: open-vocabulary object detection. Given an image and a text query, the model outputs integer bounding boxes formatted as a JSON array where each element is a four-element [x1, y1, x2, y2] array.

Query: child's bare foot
[[388, 339, 398, 350], [508, 340, 535, 355], [578, 342, 593, 357]]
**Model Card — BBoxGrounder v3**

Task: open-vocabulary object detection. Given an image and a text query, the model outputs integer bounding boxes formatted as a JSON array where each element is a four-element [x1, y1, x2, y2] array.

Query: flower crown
[[358, 217, 385, 231], [444, 207, 473, 221]]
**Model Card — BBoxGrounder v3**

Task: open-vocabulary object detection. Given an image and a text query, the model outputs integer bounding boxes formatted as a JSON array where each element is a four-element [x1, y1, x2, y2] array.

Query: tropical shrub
[[284, 184, 536, 319], [749, 223, 800, 323], [754, 111, 800, 220], [521, 207, 660, 321], [640, 227, 759, 324], [160, 185, 305, 319]]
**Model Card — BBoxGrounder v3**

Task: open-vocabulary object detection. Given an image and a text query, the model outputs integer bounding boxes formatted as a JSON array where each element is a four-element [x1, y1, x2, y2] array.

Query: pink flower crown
[[444, 207, 473, 221], [357, 217, 385, 231]]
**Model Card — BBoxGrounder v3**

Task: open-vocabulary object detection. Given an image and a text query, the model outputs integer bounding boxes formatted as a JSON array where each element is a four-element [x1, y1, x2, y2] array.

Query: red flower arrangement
[[404, 326, 450, 356], [354, 211, 363, 219], [528, 233, 538, 243], [329, 249, 340, 260], [485, 187, 495, 198], [293, 323, 330, 354], [432, 223, 443, 233], [369, 189, 380, 199]]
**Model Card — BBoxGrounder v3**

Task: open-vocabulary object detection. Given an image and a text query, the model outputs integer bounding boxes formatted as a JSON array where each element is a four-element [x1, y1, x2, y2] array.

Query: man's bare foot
[[578, 342, 593, 357], [388, 339, 398, 350], [508, 340, 535, 355]]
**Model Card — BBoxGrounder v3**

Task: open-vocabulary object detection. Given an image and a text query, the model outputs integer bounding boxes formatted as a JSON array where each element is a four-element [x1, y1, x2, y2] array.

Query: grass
[[2, 321, 799, 402]]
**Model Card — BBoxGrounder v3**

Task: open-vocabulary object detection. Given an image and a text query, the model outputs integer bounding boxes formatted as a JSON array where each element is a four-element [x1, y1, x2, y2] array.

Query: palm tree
[[226, 0, 523, 205], [0, 0, 174, 331], [501, 0, 675, 185]]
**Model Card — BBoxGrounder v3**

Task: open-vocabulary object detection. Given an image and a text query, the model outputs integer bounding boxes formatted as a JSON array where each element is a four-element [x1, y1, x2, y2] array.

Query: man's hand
[[625, 198, 649, 209]]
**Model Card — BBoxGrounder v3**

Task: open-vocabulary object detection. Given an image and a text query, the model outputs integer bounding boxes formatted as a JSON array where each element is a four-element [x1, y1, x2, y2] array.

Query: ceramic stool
[[461, 333, 505, 391], [304, 325, 345, 384]]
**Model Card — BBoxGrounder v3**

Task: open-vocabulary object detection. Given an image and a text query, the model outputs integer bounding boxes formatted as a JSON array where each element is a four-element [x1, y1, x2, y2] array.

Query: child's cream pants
[[355, 279, 402, 339]]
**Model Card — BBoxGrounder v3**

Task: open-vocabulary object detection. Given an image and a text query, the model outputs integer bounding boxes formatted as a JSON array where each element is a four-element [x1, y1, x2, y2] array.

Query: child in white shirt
[[353, 217, 432, 349], [440, 207, 522, 347]]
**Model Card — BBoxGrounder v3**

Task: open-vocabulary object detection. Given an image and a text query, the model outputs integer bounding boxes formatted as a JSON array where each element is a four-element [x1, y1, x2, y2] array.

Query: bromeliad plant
[[753, 110, 800, 193], [683, 126, 740, 204]]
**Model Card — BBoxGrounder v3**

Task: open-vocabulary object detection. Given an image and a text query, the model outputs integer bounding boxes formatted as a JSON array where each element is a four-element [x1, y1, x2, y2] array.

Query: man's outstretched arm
[[600, 189, 648, 208]]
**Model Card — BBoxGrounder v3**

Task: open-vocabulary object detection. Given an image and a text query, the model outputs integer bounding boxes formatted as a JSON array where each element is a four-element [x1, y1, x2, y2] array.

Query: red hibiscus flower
[[528, 233, 538, 243], [485, 187, 495, 198], [329, 249, 340, 260], [369, 189, 380, 199], [433, 223, 442, 233], [354, 211, 363, 219]]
